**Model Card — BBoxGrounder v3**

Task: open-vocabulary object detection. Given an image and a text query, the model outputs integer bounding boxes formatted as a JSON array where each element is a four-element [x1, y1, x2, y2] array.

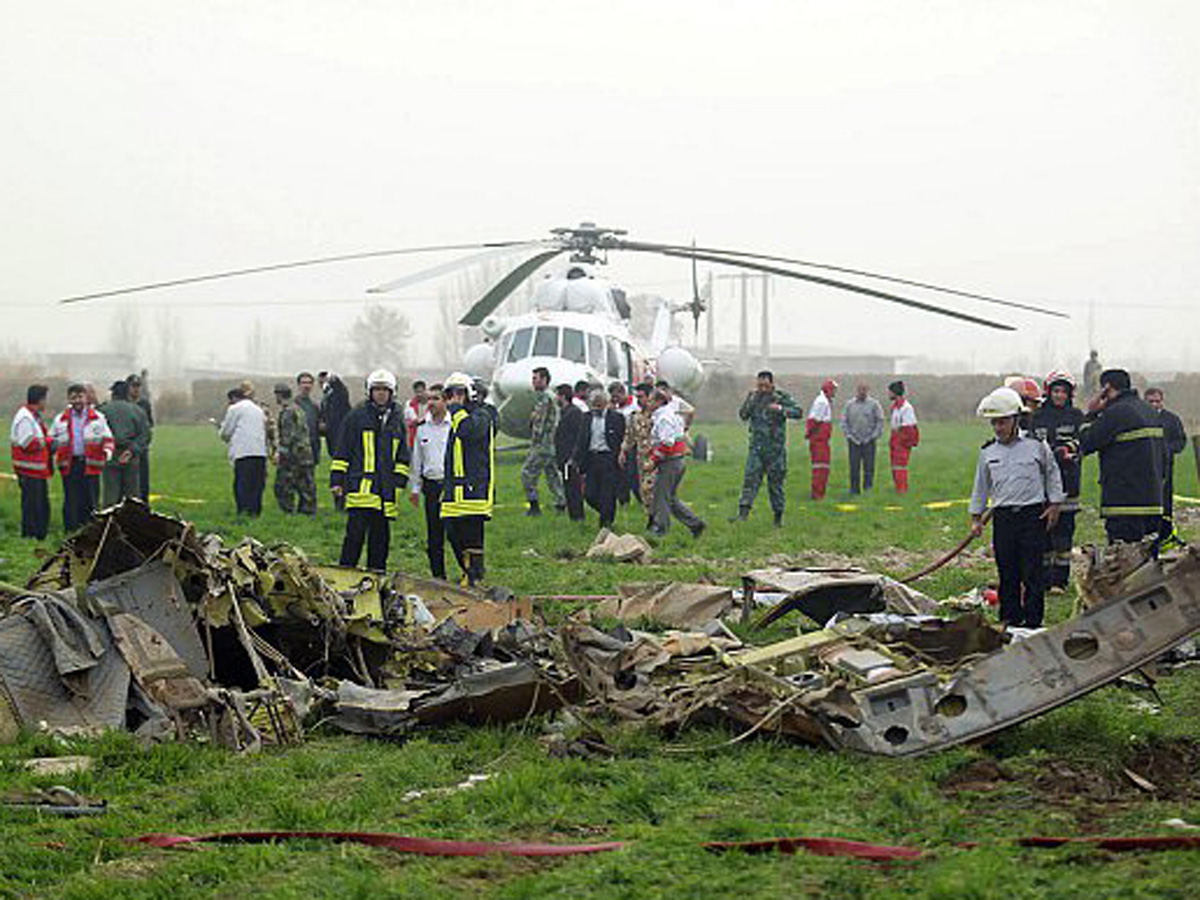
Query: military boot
[[773, 510, 783, 528], [526, 499, 542, 517], [728, 507, 750, 523]]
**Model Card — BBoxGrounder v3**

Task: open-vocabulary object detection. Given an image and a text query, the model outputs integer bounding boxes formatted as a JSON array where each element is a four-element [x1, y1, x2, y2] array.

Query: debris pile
[[2, 500, 1198, 758]]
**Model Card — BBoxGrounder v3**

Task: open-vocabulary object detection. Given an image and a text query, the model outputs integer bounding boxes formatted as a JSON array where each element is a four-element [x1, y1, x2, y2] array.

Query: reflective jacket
[[1079, 389, 1164, 518], [10, 405, 52, 479], [329, 401, 410, 518], [50, 407, 114, 476], [441, 402, 495, 519], [1031, 401, 1085, 503]]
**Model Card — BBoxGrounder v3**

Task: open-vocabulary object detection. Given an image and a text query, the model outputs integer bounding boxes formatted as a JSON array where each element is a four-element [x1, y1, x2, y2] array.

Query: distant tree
[[109, 304, 141, 360], [153, 309, 185, 376], [349, 304, 413, 373]]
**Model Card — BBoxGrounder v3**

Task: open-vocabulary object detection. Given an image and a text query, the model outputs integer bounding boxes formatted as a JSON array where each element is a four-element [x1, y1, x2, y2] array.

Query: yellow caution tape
[[147, 493, 207, 505], [834, 503, 859, 512]]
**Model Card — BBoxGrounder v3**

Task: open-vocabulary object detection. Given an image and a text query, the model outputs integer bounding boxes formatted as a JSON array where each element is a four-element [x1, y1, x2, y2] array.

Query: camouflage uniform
[[520, 389, 564, 508], [622, 406, 657, 517], [738, 388, 803, 515], [275, 401, 316, 514]]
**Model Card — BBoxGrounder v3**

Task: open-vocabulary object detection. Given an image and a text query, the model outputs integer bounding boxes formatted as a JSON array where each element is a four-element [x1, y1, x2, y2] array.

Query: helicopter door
[[605, 336, 628, 380], [622, 343, 635, 384], [507, 327, 533, 362], [561, 328, 587, 364]]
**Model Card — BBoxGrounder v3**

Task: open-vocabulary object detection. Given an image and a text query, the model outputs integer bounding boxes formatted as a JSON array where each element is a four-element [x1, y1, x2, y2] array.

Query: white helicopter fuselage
[[460, 265, 702, 439]]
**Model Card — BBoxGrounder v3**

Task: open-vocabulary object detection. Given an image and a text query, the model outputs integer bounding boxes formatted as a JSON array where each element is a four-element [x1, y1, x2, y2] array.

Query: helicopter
[[59, 221, 1067, 438]]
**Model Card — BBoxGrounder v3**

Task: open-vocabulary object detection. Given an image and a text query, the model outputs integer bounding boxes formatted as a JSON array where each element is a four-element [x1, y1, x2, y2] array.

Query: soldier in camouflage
[[273, 383, 316, 515], [620, 382, 658, 524], [520, 366, 564, 516], [732, 370, 803, 527]]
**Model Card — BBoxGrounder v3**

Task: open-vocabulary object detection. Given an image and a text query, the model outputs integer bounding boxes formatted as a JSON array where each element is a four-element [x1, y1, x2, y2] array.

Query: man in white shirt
[[646, 389, 705, 538], [408, 383, 452, 580], [805, 379, 837, 500], [609, 381, 640, 507], [218, 386, 268, 517]]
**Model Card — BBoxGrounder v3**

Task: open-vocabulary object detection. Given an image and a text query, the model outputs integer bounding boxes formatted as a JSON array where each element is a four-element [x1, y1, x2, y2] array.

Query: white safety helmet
[[365, 369, 397, 392], [444, 371, 473, 391], [977, 386, 1023, 419]]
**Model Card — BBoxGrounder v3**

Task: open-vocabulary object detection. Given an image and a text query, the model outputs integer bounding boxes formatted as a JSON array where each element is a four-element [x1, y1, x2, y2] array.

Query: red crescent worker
[[805, 378, 837, 500], [887, 380, 920, 493]]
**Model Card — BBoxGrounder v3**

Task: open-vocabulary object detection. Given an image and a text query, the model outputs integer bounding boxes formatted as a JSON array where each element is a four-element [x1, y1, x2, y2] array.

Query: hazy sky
[[3, 1, 1197, 375]]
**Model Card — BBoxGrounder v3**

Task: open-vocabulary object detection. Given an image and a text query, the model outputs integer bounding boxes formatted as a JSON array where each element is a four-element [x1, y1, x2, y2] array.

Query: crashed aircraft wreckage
[[0, 501, 1196, 757]]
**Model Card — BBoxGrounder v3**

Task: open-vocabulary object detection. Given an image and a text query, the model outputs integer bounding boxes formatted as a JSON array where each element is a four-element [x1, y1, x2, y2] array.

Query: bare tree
[[153, 309, 185, 376], [108, 303, 141, 360], [349, 304, 413, 373]]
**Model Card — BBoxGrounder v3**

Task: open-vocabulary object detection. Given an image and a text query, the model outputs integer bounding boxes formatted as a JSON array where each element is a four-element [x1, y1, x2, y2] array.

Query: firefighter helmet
[[977, 387, 1023, 419], [365, 369, 397, 392], [821, 378, 839, 393], [444, 371, 474, 392], [1044, 370, 1076, 393], [1004, 375, 1042, 407]]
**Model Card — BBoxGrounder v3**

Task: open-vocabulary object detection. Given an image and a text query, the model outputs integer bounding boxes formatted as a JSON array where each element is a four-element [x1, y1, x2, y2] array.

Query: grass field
[[2, 422, 1200, 899]]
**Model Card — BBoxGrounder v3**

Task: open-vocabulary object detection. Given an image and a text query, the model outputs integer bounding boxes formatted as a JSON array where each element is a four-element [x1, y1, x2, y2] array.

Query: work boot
[[526, 499, 542, 517], [689, 520, 706, 539], [773, 510, 783, 528], [728, 507, 750, 523]]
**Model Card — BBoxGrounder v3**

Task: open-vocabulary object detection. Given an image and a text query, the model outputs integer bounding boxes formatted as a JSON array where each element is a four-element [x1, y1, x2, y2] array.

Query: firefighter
[[1079, 369, 1164, 548], [887, 380, 920, 494], [329, 369, 410, 571], [1004, 375, 1043, 434], [1144, 387, 1188, 549], [1031, 371, 1085, 590], [441, 371, 495, 586], [805, 379, 837, 500], [970, 387, 1064, 628]]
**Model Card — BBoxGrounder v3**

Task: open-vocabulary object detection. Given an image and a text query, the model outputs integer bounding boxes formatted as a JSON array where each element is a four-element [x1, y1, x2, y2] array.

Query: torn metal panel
[[746, 568, 938, 628], [596, 583, 735, 629], [829, 550, 1200, 756]]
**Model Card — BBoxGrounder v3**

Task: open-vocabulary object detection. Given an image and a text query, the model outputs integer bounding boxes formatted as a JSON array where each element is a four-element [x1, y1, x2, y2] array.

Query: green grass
[[2, 422, 1200, 899]]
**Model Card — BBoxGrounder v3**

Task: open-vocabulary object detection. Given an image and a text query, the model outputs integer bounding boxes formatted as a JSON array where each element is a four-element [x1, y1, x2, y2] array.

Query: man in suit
[[554, 383, 586, 521], [575, 388, 626, 529]]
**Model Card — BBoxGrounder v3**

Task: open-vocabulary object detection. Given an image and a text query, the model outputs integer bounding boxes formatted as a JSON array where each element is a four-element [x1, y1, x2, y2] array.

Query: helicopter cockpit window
[[533, 325, 559, 358], [507, 327, 533, 362], [605, 337, 623, 379], [561, 328, 586, 364], [587, 333, 604, 371]]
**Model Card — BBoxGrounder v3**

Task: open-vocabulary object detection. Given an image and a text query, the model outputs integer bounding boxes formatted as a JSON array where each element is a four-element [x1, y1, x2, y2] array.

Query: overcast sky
[[3, 1, 1197, 376]]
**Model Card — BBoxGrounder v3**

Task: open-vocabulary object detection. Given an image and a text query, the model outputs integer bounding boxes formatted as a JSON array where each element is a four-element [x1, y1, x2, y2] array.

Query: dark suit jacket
[[574, 409, 626, 467], [555, 403, 584, 467]]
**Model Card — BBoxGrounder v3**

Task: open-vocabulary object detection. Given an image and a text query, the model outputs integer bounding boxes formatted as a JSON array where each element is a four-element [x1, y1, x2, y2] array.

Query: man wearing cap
[[1031, 372, 1085, 589], [970, 386, 1064, 628], [887, 381, 920, 494], [1079, 369, 1165, 548], [10, 384, 53, 538], [273, 383, 316, 515], [126, 373, 154, 502], [805, 379, 838, 500], [329, 370, 410, 570], [98, 380, 150, 507], [218, 386, 268, 516], [50, 383, 114, 530]]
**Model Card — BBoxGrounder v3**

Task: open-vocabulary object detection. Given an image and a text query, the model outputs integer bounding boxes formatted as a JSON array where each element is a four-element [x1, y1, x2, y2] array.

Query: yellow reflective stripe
[[362, 430, 376, 474], [394, 462, 410, 476], [1115, 427, 1163, 443], [442, 498, 493, 516], [382, 501, 398, 517], [329, 459, 349, 472], [1100, 505, 1164, 516], [360, 477, 372, 495], [345, 492, 382, 509]]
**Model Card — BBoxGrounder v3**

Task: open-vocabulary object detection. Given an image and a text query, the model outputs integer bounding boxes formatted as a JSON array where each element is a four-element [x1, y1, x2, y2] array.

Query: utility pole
[[704, 270, 715, 356], [739, 273, 749, 374], [760, 273, 770, 369]]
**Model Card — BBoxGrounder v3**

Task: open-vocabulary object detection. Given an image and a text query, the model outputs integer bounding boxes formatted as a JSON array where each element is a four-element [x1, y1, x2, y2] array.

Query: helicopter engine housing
[[657, 346, 703, 395]]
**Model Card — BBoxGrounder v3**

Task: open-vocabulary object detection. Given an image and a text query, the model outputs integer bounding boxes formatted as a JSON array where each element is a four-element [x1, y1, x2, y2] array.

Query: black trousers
[[1043, 509, 1077, 589], [847, 440, 876, 494], [139, 452, 151, 502], [1106, 514, 1161, 553], [19, 475, 50, 539], [583, 451, 619, 527], [62, 463, 98, 532], [561, 459, 585, 521], [233, 456, 266, 517], [340, 507, 391, 571], [993, 505, 1047, 628], [445, 514, 486, 585], [422, 479, 447, 580]]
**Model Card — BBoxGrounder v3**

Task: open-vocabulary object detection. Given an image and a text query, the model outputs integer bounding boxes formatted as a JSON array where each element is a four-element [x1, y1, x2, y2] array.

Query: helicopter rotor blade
[[57, 239, 541, 305], [689, 239, 702, 337], [629, 246, 1019, 331], [458, 249, 565, 326], [615, 239, 1066, 320], [366, 242, 551, 294]]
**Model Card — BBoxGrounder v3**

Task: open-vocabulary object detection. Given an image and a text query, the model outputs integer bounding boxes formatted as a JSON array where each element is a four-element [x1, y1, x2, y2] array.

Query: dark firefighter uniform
[[441, 400, 495, 586], [1079, 389, 1164, 547], [329, 402, 410, 570], [1031, 399, 1085, 589], [1157, 405, 1188, 546]]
